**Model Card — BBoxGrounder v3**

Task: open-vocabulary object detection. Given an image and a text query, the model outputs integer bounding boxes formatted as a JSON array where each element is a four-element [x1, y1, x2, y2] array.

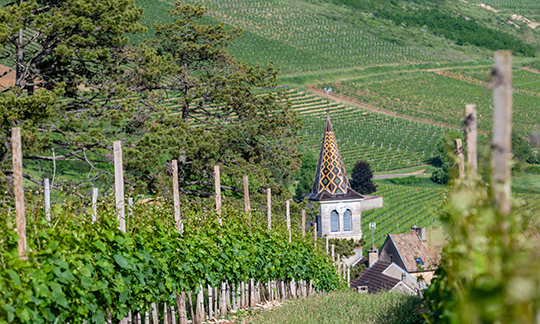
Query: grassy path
[[246, 290, 424, 324]]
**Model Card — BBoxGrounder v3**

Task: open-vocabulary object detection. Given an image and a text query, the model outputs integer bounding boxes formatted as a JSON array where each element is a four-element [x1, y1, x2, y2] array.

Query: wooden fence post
[[12, 128, 26, 260], [326, 236, 329, 255], [214, 166, 222, 224], [301, 210, 306, 237], [151, 303, 159, 324], [455, 139, 464, 180], [243, 175, 251, 225], [267, 188, 272, 230], [44, 178, 51, 223], [92, 187, 98, 224], [286, 200, 291, 243], [208, 285, 213, 319], [331, 244, 335, 262], [176, 292, 188, 324], [464, 104, 478, 173], [172, 160, 183, 233], [492, 51, 513, 215], [113, 141, 125, 232]]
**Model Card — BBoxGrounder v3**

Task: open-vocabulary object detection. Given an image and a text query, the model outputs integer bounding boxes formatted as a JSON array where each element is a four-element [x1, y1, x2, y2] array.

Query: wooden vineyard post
[[301, 210, 306, 237], [208, 285, 213, 319], [44, 178, 51, 223], [196, 287, 204, 324], [286, 200, 291, 243], [12, 128, 26, 260], [267, 188, 272, 230], [243, 175, 251, 225], [151, 303, 159, 324], [220, 282, 227, 317], [172, 160, 183, 233], [464, 104, 478, 173], [455, 139, 464, 180], [113, 141, 125, 232], [492, 51, 513, 215], [214, 166, 222, 224], [176, 292, 188, 324], [331, 244, 335, 262], [326, 236, 329, 255], [92, 187, 98, 224]]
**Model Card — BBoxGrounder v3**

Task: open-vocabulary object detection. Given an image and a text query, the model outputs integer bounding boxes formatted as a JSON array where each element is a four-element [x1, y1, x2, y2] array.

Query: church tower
[[307, 113, 383, 241]]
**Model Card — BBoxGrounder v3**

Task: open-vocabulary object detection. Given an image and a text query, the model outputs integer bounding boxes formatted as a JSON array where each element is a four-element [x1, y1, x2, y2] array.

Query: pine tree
[[350, 161, 377, 195]]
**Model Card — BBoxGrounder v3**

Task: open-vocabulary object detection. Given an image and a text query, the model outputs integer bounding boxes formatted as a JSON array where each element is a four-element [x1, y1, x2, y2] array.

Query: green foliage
[[390, 176, 422, 185], [512, 132, 538, 164], [327, 238, 363, 258], [294, 152, 317, 201], [251, 290, 424, 324], [431, 130, 464, 185], [350, 161, 377, 195], [424, 180, 540, 322], [525, 165, 540, 174], [0, 197, 339, 323]]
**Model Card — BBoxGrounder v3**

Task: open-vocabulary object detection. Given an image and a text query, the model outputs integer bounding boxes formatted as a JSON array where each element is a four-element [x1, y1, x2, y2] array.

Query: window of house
[[415, 257, 424, 266], [343, 209, 352, 231], [331, 210, 339, 232]]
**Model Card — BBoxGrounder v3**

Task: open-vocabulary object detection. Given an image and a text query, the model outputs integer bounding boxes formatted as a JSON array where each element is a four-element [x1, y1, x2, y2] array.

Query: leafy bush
[[0, 199, 339, 323], [424, 179, 540, 322], [525, 165, 540, 174]]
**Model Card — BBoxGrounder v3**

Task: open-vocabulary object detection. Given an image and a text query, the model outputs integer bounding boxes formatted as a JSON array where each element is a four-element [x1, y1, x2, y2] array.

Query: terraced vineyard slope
[[286, 89, 449, 171], [317, 66, 540, 136]]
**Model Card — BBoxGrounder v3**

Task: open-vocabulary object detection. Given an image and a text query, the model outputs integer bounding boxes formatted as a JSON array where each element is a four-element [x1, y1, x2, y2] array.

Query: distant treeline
[[328, 0, 536, 57]]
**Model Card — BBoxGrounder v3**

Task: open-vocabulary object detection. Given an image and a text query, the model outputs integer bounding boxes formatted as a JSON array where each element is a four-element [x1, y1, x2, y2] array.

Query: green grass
[[249, 290, 424, 324]]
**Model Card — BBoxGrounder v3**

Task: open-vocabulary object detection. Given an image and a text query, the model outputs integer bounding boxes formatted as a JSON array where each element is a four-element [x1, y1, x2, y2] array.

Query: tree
[[294, 151, 317, 201], [350, 161, 377, 195], [0, 1, 302, 202], [0, 0, 146, 192], [512, 132, 538, 164], [430, 130, 464, 184]]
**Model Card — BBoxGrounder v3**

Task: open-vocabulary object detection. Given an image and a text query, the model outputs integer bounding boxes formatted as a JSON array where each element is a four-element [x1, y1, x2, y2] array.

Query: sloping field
[[317, 67, 540, 136], [286, 89, 449, 172]]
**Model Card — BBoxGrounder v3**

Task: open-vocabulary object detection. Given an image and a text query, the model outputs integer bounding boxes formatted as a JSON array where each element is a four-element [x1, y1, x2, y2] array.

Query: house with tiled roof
[[379, 226, 444, 284], [350, 247, 426, 295], [305, 113, 383, 240]]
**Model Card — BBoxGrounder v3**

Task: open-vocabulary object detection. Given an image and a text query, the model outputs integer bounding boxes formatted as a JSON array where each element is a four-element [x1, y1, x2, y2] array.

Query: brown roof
[[350, 261, 399, 293], [388, 232, 442, 272]]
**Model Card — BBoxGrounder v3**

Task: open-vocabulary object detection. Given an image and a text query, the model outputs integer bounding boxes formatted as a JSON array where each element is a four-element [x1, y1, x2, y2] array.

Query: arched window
[[343, 209, 352, 231], [331, 210, 339, 232]]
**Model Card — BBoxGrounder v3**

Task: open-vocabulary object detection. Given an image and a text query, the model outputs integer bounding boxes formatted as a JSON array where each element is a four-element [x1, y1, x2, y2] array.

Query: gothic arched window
[[344, 209, 352, 231], [331, 210, 339, 232]]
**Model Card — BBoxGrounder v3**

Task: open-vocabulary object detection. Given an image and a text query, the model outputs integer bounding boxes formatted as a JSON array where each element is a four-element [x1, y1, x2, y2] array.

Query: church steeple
[[312, 113, 353, 196]]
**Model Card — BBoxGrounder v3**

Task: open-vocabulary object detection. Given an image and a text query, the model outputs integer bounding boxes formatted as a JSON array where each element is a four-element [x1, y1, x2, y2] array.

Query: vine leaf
[[114, 254, 130, 269]]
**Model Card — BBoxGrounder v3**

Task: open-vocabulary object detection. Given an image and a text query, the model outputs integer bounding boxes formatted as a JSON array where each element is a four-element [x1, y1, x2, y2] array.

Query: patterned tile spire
[[312, 112, 350, 195]]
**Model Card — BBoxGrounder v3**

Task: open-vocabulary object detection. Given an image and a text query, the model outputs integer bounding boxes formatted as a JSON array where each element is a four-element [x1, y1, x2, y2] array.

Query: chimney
[[411, 226, 427, 242], [368, 245, 378, 268]]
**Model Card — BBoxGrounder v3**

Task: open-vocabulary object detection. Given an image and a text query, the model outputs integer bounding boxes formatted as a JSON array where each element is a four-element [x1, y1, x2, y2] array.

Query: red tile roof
[[388, 232, 442, 272]]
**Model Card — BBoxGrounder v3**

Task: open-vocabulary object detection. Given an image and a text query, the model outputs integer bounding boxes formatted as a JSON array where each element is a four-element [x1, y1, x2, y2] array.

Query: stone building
[[306, 113, 383, 240]]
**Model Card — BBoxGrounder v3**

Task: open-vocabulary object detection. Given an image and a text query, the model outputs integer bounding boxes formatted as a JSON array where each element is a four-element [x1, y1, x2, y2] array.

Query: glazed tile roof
[[388, 232, 442, 272], [310, 113, 363, 201], [350, 261, 400, 293]]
